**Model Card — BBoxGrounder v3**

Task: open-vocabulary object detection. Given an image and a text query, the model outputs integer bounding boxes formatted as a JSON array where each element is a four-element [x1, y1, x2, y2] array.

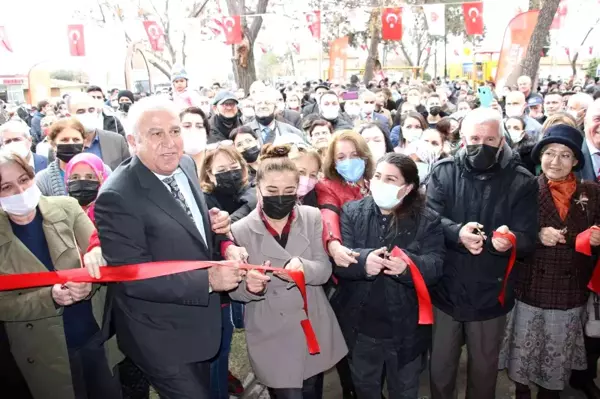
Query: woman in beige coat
[[0, 150, 122, 399], [230, 144, 347, 398]]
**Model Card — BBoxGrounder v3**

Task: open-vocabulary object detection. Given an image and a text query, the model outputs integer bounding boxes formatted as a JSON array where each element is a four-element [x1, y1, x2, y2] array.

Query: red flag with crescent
[[462, 2, 484, 35], [0, 26, 13, 52], [143, 21, 165, 52], [305, 11, 321, 40], [221, 16, 242, 45], [550, 0, 568, 30], [67, 24, 85, 57], [381, 8, 403, 41]]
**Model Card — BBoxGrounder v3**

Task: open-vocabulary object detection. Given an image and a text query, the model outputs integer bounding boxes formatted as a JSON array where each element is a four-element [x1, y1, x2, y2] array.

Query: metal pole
[[444, 34, 448, 78], [318, 0, 323, 80], [434, 39, 438, 78]]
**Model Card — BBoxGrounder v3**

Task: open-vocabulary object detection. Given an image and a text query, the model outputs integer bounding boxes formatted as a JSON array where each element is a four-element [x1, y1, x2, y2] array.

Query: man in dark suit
[[0, 120, 48, 173], [95, 97, 249, 398], [571, 99, 600, 399], [68, 93, 130, 170]]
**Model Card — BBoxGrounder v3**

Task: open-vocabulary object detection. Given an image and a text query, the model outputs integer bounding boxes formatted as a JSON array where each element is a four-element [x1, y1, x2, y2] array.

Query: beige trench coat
[[0, 195, 122, 399], [230, 205, 347, 389]]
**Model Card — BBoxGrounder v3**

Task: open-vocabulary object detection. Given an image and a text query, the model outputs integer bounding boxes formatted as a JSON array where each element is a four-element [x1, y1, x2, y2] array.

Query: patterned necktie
[[163, 176, 195, 222], [262, 126, 272, 142]]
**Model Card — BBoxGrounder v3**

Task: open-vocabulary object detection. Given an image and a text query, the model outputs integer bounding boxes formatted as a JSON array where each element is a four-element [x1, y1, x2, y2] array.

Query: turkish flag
[[221, 16, 242, 45], [143, 21, 165, 52], [67, 24, 85, 56], [462, 2, 484, 35], [305, 11, 321, 40], [292, 43, 300, 53], [0, 26, 13, 52], [550, 0, 568, 30], [381, 8, 403, 41]]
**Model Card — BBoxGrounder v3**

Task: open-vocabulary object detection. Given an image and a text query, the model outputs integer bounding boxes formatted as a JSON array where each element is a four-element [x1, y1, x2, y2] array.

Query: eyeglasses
[[206, 140, 234, 151], [541, 150, 574, 162]]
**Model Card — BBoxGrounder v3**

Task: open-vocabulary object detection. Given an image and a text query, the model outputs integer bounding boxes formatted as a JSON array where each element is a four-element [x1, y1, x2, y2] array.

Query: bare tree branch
[[189, 0, 211, 18], [249, 0, 269, 40]]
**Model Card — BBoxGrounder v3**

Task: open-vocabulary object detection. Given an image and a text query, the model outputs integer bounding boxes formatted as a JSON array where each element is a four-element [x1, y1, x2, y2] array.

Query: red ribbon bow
[[389, 246, 433, 325], [0, 260, 321, 355], [491, 231, 517, 306]]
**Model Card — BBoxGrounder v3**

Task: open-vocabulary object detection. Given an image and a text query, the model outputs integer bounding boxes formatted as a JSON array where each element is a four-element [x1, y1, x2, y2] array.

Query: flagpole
[[318, 0, 323, 80]]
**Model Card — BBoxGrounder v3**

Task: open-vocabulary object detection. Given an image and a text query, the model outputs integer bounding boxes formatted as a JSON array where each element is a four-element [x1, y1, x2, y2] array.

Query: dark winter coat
[[426, 142, 539, 321], [203, 184, 257, 223], [102, 112, 125, 136], [331, 196, 444, 366], [515, 175, 600, 310]]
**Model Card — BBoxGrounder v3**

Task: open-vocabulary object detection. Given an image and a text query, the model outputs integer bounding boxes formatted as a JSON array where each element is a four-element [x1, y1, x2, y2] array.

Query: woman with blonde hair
[[541, 112, 578, 132], [289, 145, 322, 207]]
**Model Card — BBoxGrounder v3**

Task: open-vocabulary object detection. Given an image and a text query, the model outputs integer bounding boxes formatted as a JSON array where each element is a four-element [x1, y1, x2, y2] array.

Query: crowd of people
[[0, 65, 599, 399]]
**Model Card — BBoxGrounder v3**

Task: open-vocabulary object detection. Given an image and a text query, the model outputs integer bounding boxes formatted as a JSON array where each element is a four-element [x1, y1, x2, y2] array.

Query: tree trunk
[[226, 0, 268, 93], [512, 0, 560, 85], [571, 52, 579, 77], [363, 9, 381, 84]]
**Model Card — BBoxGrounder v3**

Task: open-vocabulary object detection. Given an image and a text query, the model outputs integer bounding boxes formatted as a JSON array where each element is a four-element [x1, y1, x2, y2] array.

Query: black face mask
[[56, 143, 84, 163], [217, 114, 238, 126], [67, 180, 100, 206], [466, 144, 501, 171], [261, 194, 297, 220], [255, 114, 275, 127], [119, 102, 131, 113], [429, 106, 442, 116], [242, 146, 260, 163], [215, 169, 244, 195]]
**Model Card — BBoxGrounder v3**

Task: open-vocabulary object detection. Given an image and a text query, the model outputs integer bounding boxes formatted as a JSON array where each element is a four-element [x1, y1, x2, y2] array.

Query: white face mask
[[4, 141, 30, 159], [76, 113, 102, 132], [509, 129, 525, 144], [182, 130, 207, 155], [0, 184, 41, 216], [368, 142, 386, 162], [403, 128, 422, 143], [345, 105, 361, 117], [370, 180, 408, 210], [362, 104, 375, 115], [505, 105, 523, 118], [321, 106, 340, 121], [567, 109, 580, 120]]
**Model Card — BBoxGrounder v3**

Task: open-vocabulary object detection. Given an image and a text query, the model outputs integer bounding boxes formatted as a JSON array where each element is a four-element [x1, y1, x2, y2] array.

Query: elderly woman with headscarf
[[499, 124, 600, 399]]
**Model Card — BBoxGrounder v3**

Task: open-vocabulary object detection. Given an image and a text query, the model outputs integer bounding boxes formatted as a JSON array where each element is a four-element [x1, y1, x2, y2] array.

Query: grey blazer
[[230, 206, 347, 389], [96, 129, 130, 170]]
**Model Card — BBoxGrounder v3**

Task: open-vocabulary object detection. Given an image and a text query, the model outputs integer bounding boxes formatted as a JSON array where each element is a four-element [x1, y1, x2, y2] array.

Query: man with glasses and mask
[[86, 85, 126, 136], [208, 91, 242, 144], [427, 107, 538, 399], [68, 92, 130, 171], [244, 88, 306, 146]]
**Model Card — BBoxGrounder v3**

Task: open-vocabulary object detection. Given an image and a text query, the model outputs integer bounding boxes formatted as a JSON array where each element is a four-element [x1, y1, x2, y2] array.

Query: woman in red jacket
[[316, 130, 375, 399], [317, 130, 375, 267]]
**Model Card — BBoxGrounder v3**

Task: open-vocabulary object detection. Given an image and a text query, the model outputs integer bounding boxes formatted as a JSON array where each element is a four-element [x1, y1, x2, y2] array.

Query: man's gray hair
[[126, 96, 181, 139], [461, 107, 503, 137], [0, 120, 31, 141], [568, 92, 594, 110]]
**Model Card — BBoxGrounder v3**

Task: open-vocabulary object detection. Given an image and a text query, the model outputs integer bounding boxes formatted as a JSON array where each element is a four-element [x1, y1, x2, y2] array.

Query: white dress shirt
[[586, 138, 600, 179], [153, 168, 207, 247]]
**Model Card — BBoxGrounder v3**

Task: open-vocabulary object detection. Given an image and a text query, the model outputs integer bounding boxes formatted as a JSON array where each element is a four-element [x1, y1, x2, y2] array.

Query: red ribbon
[[389, 246, 433, 325], [580, 227, 600, 293], [0, 260, 320, 355], [492, 231, 517, 306]]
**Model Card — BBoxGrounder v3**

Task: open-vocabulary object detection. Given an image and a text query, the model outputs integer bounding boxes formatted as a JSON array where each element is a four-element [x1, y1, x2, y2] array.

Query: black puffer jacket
[[331, 196, 444, 366], [426, 143, 538, 322]]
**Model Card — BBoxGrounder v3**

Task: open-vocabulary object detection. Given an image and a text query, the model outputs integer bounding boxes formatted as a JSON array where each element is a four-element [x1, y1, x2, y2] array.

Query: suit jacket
[[230, 206, 347, 388], [32, 153, 48, 173], [0, 196, 122, 399], [97, 129, 130, 171], [360, 112, 389, 127], [245, 119, 308, 146], [94, 155, 221, 367], [577, 141, 598, 182], [278, 109, 303, 130]]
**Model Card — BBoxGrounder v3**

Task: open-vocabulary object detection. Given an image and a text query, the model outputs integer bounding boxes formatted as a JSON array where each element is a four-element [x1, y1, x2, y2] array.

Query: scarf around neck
[[547, 173, 576, 221]]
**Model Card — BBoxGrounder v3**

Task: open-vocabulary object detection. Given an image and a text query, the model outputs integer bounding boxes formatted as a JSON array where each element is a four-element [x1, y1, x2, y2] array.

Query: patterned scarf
[[547, 173, 576, 221]]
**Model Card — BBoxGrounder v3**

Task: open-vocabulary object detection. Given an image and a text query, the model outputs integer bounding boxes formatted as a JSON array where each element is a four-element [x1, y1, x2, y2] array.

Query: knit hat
[[531, 124, 585, 171], [117, 90, 135, 103], [171, 66, 188, 82]]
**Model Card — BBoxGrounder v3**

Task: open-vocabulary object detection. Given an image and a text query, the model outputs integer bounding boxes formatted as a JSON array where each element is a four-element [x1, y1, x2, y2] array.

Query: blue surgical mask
[[336, 158, 366, 183]]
